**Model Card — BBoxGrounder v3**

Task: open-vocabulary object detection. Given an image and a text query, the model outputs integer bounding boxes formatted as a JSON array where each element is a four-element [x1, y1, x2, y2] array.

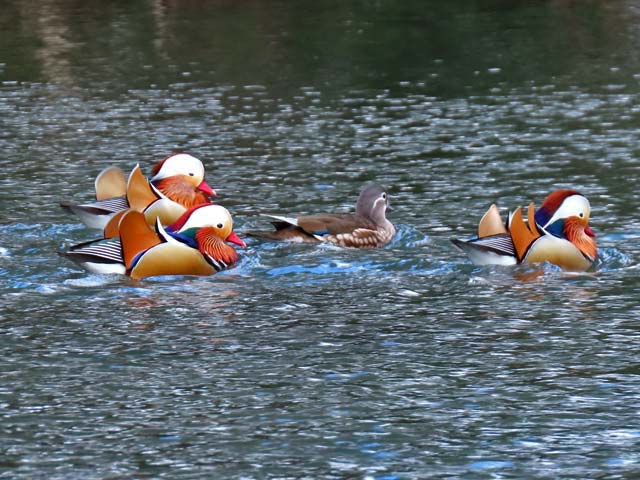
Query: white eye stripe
[[151, 154, 205, 181], [178, 205, 233, 232], [543, 195, 590, 229]]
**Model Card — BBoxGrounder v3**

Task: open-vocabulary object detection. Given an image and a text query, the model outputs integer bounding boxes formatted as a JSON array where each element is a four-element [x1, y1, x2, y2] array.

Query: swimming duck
[[248, 183, 396, 248], [451, 189, 597, 271], [64, 204, 245, 280], [61, 153, 215, 232]]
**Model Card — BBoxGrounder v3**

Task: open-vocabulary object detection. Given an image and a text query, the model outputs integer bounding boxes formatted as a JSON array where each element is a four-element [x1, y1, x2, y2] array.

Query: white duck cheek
[[544, 196, 590, 228], [178, 206, 230, 231]]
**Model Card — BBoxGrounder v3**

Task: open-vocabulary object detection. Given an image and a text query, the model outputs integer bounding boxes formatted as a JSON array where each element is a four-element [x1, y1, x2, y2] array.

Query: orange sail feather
[[118, 210, 163, 270]]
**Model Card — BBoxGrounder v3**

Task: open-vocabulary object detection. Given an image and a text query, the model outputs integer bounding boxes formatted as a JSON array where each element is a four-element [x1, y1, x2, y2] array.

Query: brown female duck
[[249, 183, 396, 248]]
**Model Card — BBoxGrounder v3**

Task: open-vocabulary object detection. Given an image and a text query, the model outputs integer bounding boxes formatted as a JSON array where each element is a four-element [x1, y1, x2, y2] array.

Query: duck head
[[149, 153, 216, 202], [535, 189, 597, 262], [356, 183, 391, 225], [170, 204, 246, 247]]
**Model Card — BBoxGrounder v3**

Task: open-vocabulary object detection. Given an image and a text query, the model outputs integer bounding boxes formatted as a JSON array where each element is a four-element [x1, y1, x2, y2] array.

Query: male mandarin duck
[[248, 183, 396, 248], [451, 189, 597, 271], [61, 153, 215, 234], [64, 204, 245, 280]]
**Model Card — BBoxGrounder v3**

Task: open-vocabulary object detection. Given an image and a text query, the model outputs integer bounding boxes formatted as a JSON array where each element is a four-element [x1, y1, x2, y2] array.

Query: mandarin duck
[[61, 153, 215, 234], [451, 189, 597, 271], [248, 183, 396, 248], [64, 204, 245, 280]]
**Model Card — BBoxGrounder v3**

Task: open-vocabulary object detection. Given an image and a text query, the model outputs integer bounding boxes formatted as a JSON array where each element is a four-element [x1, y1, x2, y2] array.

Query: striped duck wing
[[60, 195, 129, 217], [64, 237, 124, 266], [508, 202, 541, 262], [451, 234, 517, 266], [95, 166, 127, 201]]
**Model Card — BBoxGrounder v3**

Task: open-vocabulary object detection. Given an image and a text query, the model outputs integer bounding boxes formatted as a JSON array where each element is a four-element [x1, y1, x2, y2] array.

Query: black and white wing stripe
[[451, 233, 518, 266], [465, 234, 516, 257], [66, 239, 123, 264], [83, 196, 130, 214]]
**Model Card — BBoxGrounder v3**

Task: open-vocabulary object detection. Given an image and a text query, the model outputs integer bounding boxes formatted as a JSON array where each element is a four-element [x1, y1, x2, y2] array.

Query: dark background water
[[2, 1, 640, 478]]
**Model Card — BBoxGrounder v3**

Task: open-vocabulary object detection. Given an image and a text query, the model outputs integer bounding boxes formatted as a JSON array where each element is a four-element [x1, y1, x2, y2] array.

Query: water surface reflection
[[2, 1, 640, 479]]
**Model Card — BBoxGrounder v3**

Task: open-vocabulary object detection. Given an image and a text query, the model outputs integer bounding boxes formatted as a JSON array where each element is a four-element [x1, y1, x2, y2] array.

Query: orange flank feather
[[154, 176, 211, 209], [564, 217, 597, 261], [196, 227, 240, 266], [118, 210, 163, 270], [126, 165, 160, 211], [103, 209, 127, 239], [526, 202, 536, 233], [509, 205, 540, 262]]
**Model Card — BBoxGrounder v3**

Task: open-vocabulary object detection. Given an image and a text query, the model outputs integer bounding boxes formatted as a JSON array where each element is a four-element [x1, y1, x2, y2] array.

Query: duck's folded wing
[[297, 214, 375, 237], [63, 238, 126, 274], [451, 234, 517, 266], [60, 195, 129, 215], [60, 195, 130, 230], [66, 238, 123, 263], [245, 215, 315, 242]]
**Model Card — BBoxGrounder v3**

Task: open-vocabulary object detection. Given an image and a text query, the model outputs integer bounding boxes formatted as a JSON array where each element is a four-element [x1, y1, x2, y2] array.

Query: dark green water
[[2, 1, 640, 478]]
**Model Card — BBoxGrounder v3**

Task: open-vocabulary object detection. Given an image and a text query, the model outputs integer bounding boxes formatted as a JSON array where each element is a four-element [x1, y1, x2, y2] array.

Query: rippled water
[[2, 1, 640, 478]]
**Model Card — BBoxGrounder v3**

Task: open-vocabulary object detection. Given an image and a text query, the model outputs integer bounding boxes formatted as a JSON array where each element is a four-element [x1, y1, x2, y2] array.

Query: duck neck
[[153, 176, 210, 208], [563, 217, 597, 261], [195, 227, 239, 268]]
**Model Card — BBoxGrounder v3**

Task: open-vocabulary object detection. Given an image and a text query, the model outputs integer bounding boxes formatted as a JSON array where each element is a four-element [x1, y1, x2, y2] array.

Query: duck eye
[[217, 223, 224, 229], [382, 193, 387, 199], [579, 213, 584, 218], [189, 173, 194, 176]]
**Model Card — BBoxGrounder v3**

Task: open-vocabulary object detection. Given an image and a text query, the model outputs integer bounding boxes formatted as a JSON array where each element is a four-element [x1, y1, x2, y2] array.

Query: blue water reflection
[[2, 1, 640, 479]]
